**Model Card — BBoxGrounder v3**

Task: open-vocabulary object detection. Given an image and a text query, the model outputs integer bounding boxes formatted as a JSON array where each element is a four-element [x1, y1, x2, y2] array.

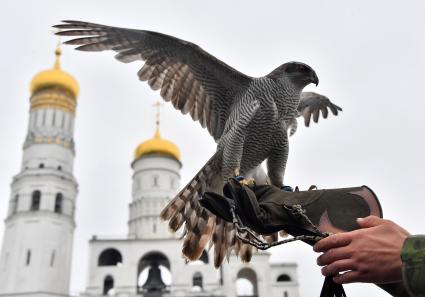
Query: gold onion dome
[[134, 128, 180, 161], [30, 46, 79, 97]]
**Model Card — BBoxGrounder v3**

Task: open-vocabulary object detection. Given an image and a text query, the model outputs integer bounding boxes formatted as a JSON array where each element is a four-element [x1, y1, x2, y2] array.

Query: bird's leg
[[267, 153, 286, 188], [220, 116, 244, 182], [219, 99, 260, 186], [222, 149, 254, 187], [267, 129, 289, 189]]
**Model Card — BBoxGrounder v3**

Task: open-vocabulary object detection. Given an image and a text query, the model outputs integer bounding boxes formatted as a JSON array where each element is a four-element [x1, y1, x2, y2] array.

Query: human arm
[[314, 216, 425, 296], [314, 216, 409, 284]]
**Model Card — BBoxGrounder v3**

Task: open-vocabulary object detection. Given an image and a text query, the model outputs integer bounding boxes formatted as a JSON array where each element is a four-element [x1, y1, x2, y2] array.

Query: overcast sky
[[1, 1, 425, 296]]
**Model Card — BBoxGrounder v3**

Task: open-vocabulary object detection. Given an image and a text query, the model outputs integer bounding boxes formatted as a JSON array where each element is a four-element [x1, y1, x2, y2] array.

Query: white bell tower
[[128, 102, 182, 239], [0, 46, 79, 297]]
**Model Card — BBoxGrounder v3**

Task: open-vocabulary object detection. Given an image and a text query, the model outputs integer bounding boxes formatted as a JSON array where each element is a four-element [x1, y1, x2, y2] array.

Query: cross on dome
[[153, 101, 164, 137], [133, 101, 180, 161]]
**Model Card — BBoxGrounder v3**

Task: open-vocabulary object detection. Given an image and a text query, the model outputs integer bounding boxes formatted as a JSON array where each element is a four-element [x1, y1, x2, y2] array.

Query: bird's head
[[268, 61, 319, 88]]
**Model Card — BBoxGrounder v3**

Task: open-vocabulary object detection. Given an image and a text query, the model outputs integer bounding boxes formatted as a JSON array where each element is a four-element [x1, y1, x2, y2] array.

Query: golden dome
[[30, 47, 79, 97], [134, 128, 180, 161]]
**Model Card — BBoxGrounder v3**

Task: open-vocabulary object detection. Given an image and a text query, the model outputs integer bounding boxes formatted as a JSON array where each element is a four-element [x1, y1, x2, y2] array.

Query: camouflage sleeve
[[400, 235, 425, 297]]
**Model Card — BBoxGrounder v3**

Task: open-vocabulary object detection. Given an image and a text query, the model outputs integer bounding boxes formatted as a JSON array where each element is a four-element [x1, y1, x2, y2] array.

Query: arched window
[[33, 111, 38, 128], [52, 110, 56, 126], [103, 275, 114, 295], [13, 194, 19, 214], [152, 175, 159, 187], [26, 250, 31, 266], [39, 163, 45, 169], [236, 268, 258, 297], [50, 250, 56, 267], [137, 251, 171, 293], [54, 193, 63, 214], [277, 274, 291, 282], [61, 113, 65, 128], [42, 109, 46, 126], [192, 272, 203, 291], [31, 191, 41, 211], [98, 248, 123, 266], [57, 165, 62, 171]]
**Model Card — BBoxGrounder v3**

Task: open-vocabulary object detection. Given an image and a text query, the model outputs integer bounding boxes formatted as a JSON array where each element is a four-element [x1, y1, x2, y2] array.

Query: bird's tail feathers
[[160, 152, 221, 222], [160, 152, 222, 261]]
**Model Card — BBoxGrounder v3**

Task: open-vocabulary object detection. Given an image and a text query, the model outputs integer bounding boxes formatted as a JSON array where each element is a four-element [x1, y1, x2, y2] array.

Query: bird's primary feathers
[[55, 20, 342, 267], [288, 92, 342, 136]]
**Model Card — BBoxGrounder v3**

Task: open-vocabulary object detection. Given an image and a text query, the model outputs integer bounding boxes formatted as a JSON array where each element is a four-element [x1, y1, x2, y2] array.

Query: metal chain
[[230, 203, 329, 250]]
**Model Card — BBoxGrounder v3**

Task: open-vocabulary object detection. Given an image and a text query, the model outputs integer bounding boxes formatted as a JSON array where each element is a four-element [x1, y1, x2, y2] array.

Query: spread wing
[[54, 20, 253, 141], [298, 92, 342, 127], [287, 92, 342, 136]]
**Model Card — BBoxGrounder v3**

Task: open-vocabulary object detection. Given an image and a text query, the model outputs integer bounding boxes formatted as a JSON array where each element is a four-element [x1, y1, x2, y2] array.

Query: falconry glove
[[200, 179, 383, 297]]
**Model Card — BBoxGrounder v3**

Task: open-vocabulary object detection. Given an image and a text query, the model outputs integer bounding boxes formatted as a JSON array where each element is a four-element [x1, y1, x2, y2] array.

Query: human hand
[[313, 216, 410, 284]]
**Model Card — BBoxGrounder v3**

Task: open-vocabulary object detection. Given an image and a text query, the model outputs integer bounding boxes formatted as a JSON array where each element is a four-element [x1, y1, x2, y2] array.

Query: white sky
[[1, 1, 425, 296]]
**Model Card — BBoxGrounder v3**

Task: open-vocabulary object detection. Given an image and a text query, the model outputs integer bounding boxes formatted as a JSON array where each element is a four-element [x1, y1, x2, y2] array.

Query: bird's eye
[[286, 65, 299, 73], [286, 64, 309, 74], [299, 66, 309, 73]]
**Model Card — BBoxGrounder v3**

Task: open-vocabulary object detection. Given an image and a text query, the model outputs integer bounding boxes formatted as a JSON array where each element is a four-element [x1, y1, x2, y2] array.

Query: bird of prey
[[55, 20, 342, 267]]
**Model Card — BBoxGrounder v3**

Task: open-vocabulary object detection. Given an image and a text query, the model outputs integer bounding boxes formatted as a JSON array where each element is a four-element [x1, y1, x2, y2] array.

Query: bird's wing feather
[[54, 20, 253, 141], [297, 92, 342, 127]]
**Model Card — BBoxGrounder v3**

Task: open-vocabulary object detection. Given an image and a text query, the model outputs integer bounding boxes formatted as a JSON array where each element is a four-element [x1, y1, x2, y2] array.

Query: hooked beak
[[311, 72, 319, 86]]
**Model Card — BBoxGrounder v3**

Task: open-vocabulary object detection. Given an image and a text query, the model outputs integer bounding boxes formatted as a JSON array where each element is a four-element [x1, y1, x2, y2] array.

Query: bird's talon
[[308, 185, 318, 191], [236, 176, 256, 186], [281, 185, 294, 192]]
